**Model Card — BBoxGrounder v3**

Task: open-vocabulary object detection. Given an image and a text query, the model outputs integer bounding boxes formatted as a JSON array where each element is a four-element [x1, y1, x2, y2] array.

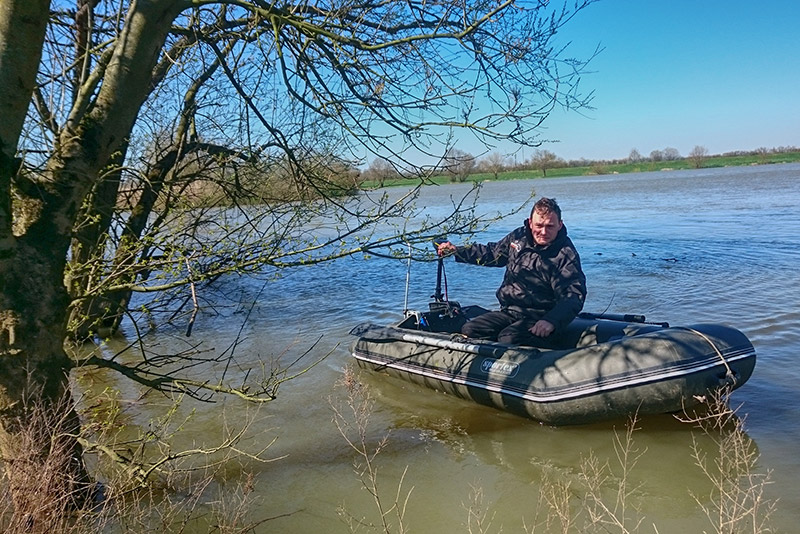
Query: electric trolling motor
[[428, 240, 462, 322]]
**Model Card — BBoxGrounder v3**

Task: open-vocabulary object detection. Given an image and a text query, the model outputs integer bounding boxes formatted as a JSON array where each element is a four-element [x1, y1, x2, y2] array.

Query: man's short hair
[[531, 197, 562, 220]]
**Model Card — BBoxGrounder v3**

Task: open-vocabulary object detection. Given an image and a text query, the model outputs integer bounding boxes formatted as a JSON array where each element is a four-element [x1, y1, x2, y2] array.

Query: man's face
[[529, 210, 563, 246]]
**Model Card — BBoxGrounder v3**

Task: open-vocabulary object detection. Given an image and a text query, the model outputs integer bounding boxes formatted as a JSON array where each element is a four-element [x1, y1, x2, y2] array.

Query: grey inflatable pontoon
[[350, 303, 756, 425]]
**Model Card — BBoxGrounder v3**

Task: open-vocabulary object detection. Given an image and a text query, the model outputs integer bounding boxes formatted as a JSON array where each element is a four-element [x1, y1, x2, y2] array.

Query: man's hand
[[529, 319, 555, 337], [436, 241, 456, 257]]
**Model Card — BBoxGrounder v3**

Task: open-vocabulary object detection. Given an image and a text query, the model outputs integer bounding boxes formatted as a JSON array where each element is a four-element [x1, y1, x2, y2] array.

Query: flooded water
[[85, 163, 800, 532]]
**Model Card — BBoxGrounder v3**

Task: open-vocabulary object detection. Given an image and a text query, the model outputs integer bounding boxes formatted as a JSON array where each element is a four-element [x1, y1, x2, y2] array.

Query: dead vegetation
[[333, 369, 776, 534]]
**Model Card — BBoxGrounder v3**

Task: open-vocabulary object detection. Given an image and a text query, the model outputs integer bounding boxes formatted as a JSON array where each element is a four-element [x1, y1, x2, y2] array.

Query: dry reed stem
[[1, 390, 270, 534], [330, 373, 777, 534], [464, 483, 500, 534], [677, 392, 777, 534], [331, 366, 413, 534], [0, 393, 97, 534]]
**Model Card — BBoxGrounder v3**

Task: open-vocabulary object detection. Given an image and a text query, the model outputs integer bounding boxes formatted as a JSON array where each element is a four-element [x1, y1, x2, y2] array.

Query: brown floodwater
[[80, 163, 800, 533]]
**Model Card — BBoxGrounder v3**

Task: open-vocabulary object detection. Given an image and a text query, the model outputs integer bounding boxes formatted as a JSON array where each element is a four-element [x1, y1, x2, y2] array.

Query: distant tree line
[[361, 144, 800, 184]]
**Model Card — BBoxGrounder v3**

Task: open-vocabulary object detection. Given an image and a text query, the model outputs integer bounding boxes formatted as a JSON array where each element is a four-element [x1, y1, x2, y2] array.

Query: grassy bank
[[363, 150, 800, 189]]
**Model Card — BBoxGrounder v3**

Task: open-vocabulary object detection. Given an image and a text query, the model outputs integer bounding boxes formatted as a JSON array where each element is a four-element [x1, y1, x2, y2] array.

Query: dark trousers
[[461, 310, 562, 348]]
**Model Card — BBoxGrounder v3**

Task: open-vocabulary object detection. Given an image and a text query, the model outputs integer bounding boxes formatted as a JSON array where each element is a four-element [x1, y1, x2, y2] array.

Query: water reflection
[[365, 372, 768, 534]]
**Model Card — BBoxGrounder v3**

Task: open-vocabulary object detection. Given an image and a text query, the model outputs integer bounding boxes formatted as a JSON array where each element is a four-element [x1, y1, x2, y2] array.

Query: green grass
[[362, 151, 800, 189]]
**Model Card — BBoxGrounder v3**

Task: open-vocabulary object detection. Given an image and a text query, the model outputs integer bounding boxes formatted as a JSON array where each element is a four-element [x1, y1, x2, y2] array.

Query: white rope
[[677, 326, 736, 384]]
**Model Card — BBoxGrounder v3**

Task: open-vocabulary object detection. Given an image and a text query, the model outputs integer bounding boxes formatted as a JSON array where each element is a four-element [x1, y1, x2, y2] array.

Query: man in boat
[[436, 197, 587, 347]]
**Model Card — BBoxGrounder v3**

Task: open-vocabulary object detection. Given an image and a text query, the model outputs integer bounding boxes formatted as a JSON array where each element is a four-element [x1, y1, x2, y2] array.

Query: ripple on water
[[120, 165, 800, 533]]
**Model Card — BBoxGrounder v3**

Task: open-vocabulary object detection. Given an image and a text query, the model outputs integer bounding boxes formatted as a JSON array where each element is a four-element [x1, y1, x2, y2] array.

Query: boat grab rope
[[675, 326, 737, 386]]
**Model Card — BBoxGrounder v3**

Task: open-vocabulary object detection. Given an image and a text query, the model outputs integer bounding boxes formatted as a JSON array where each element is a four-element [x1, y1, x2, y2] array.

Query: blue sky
[[495, 0, 800, 162]]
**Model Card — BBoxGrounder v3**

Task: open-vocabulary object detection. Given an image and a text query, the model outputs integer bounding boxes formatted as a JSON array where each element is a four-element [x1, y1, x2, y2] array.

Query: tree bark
[[0, 0, 50, 252], [67, 141, 129, 339], [0, 0, 185, 509]]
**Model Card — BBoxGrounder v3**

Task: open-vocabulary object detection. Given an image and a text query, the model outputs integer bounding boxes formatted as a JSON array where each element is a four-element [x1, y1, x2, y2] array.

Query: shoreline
[[362, 150, 800, 189]]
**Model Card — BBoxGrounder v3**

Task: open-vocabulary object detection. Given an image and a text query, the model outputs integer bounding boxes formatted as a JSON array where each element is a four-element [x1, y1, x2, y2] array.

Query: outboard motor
[[422, 251, 465, 332]]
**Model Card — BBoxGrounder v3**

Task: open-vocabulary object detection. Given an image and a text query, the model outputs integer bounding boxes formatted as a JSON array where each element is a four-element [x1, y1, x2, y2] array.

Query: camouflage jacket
[[454, 220, 587, 330]]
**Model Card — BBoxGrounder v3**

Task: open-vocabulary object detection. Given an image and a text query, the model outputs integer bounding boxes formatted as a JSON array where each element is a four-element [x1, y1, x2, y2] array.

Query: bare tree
[[755, 146, 771, 163], [628, 148, 643, 163], [663, 147, 681, 161], [480, 152, 509, 180], [689, 145, 710, 168], [650, 149, 664, 162], [443, 148, 477, 182], [362, 158, 399, 188], [529, 149, 561, 177], [0, 0, 597, 503]]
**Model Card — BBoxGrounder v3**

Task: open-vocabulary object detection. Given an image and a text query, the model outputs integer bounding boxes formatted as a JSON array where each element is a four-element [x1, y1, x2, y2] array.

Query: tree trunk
[[0, 0, 50, 253], [0, 235, 92, 522], [1, 0, 184, 516], [67, 141, 129, 340], [0, 0, 89, 518], [67, 144, 179, 338]]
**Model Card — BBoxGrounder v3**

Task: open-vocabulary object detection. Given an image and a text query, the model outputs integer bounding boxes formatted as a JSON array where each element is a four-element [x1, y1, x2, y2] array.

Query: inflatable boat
[[350, 300, 757, 425]]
